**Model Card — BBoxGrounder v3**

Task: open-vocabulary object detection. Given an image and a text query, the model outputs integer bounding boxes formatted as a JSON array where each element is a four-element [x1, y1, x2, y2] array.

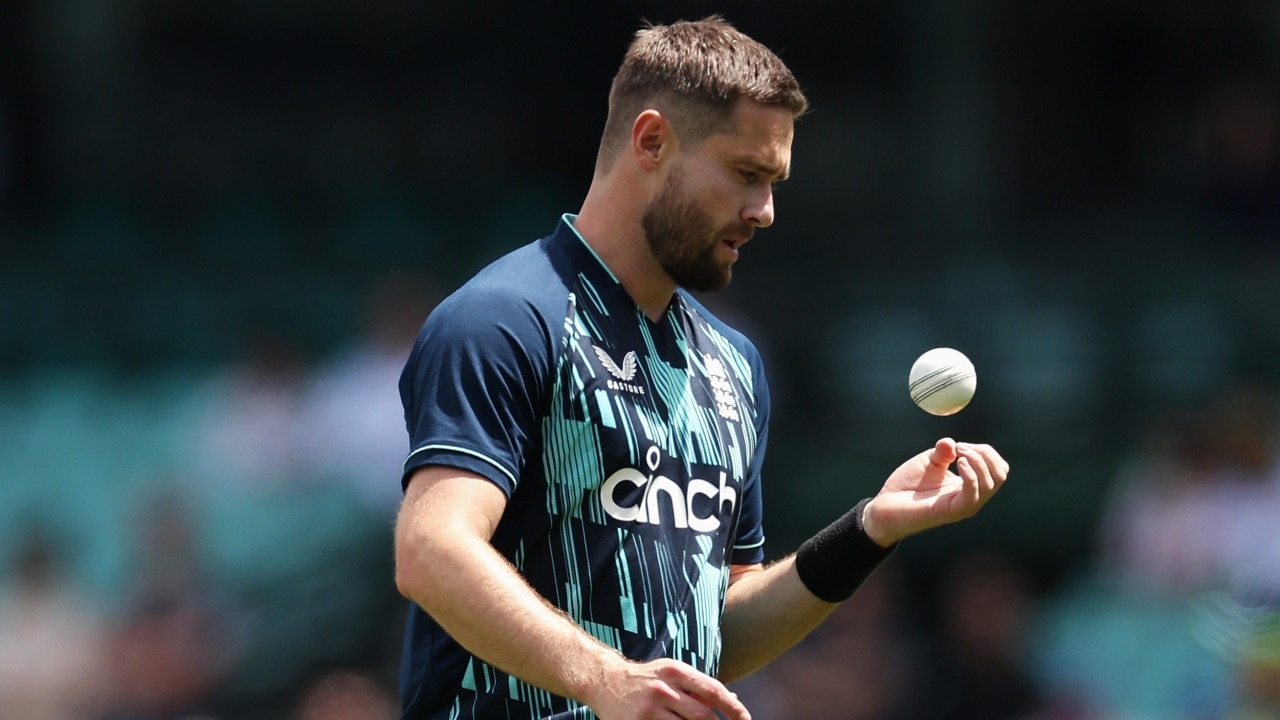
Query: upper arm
[[398, 465, 509, 543], [728, 563, 764, 586], [396, 465, 510, 598]]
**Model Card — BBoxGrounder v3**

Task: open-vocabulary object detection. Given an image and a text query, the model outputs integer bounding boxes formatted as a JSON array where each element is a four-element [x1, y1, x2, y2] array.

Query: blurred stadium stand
[[3, 0, 1280, 717]]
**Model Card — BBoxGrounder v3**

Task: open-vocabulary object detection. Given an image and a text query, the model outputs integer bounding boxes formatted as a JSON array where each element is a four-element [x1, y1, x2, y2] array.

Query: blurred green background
[[2, 1, 1280, 719]]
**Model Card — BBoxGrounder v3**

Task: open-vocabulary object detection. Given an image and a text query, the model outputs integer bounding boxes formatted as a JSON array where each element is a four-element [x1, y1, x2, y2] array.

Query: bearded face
[[640, 165, 750, 293]]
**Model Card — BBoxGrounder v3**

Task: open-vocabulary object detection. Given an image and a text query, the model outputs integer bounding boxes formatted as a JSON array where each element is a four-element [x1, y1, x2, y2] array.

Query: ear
[[631, 109, 671, 171]]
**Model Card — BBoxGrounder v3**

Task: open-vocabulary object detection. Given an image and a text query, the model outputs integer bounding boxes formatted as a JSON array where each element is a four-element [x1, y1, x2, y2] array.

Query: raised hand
[[861, 438, 1009, 547]]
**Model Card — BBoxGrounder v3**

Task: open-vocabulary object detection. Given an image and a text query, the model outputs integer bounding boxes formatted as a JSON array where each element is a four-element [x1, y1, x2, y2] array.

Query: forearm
[[719, 499, 896, 683], [718, 557, 838, 683]]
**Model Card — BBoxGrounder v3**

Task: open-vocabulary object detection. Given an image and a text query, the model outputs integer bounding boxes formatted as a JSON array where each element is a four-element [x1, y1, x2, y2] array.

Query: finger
[[676, 693, 725, 720], [954, 455, 981, 506], [679, 677, 750, 720], [961, 443, 1009, 489], [687, 687, 749, 720], [961, 442, 1007, 474], [954, 444, 994, 495], [928, 437, 958, 469]]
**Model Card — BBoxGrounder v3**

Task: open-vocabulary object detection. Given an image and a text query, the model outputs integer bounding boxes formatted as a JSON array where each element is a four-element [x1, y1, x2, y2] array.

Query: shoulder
[[400, 237, 572, 419], [427, 236, 575, 340], [448, 239, 565, 308]]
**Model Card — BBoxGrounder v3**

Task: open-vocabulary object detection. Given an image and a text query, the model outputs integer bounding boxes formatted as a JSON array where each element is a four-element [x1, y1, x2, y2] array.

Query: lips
[[719, 226, 753, 260]]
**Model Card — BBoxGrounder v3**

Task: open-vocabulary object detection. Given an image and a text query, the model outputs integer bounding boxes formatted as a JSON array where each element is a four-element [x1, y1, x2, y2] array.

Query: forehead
[[700, 99, 795, 176]]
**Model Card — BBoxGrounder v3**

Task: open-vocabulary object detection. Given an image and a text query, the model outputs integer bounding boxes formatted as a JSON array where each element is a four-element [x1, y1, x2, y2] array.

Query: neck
[[575, 178, 676, 322]]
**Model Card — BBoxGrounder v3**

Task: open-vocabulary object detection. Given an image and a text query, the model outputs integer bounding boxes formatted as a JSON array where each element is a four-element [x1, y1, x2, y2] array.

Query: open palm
[[864, 438, 1009, 546]]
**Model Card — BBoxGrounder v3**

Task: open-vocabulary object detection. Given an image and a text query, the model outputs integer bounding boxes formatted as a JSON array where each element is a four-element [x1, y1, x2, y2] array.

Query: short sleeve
[[398, 282, 555, 495]]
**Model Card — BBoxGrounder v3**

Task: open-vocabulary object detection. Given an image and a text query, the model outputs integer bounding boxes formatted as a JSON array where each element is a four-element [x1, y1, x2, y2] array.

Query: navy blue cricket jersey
[[397, 215, 771, 719]]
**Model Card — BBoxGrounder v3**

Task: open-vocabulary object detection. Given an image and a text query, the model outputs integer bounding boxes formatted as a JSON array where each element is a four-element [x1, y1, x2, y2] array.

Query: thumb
[[929, 437, 958, 469]]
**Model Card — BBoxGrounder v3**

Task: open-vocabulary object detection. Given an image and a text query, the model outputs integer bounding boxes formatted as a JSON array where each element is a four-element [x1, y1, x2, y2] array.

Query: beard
[[640, 166, 748, 293]]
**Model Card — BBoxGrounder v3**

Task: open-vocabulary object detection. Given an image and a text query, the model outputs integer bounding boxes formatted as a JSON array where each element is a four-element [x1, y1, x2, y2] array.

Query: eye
[[740, 170, 759, 184]]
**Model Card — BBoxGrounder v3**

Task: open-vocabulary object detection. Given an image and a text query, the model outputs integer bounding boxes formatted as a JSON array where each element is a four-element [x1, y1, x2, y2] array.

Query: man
[[395, 16, 1009, 720]]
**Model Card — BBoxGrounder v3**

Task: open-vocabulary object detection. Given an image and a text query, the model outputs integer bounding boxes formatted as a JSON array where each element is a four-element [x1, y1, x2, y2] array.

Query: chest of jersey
[[540, 285, 759, 537]]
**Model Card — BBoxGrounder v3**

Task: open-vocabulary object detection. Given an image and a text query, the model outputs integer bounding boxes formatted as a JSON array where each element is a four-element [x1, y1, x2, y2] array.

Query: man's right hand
[[584, 656, 750, 720]]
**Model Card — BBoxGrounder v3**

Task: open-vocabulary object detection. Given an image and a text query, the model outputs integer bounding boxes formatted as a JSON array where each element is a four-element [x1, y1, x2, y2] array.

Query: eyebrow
[[744, 159, 790, 183]]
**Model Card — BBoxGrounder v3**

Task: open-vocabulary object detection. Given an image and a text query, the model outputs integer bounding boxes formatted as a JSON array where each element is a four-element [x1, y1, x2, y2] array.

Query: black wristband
[[794, 498, 897, 603]]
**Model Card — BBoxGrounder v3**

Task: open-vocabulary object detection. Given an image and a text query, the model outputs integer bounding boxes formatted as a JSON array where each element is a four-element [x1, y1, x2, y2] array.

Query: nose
[[743, 188, 775, 229]]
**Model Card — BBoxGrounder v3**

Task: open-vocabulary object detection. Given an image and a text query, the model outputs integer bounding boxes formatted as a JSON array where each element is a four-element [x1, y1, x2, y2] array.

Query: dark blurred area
[[2, 1, 1280, 718]]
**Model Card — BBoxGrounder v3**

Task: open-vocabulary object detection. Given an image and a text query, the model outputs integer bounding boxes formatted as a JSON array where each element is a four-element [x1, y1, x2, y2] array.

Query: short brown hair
[[596, 16, 809, 172]]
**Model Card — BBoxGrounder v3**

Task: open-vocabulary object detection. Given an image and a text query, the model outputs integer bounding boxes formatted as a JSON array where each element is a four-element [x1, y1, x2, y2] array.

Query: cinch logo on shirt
[[600, 446, 736, 532]]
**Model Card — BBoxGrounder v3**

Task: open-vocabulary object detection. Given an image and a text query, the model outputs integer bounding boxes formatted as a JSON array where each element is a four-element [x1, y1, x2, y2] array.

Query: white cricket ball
[[908, 347, 977, 416]]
